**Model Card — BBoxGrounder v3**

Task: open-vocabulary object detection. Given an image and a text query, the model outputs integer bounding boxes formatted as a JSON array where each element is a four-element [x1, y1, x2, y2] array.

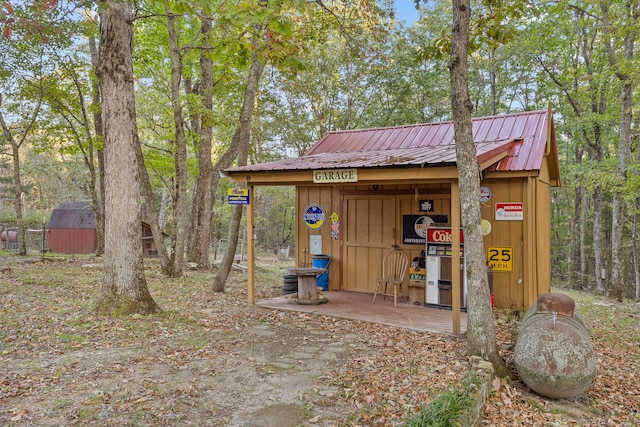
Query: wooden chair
[[372, 248, 409, 307]]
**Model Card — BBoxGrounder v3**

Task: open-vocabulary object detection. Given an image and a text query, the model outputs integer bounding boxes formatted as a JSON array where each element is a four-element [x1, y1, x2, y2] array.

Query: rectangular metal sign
[[486, 246, 513, 272], [313, 169, 358, 183], [227, 188, 250, 204], [495, 202, 523, 221]]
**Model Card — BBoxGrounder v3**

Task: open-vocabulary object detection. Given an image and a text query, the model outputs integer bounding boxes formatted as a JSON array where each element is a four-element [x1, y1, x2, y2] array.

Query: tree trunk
[[88, 35, 106, 256], [601, 0, 636, 300], [11, 143, 26, 255], [158, 190, 171, 230], [0, 94, 41, 256], [166, 8, 189, 278], [212, 50, 265, 293], [571, 179, 584, 290], [94, 0, 159, 315], [608, 78, 633, 300], [634, 192, 639, 301], [631, 146, 640, 302], [580, 188, 588, 287], [489, 49, 496, 116], [135, 132, 172, 274], [449, 0, 508, 377], [593, 184, 606, 293], [190, 17, 215, 269]]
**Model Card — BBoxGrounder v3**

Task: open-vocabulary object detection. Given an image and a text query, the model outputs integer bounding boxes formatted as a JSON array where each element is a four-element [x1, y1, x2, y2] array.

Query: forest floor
[[0, 254, 639, 426]]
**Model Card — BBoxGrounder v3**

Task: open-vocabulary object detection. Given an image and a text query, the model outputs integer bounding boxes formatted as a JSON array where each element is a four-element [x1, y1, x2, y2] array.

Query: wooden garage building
[[224, 109, 561, 331]]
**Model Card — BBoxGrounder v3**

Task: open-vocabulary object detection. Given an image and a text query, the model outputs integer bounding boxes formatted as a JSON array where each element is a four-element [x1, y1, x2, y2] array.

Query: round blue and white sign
[[479, 186, 492, 203], [303, 204, 326, 230]]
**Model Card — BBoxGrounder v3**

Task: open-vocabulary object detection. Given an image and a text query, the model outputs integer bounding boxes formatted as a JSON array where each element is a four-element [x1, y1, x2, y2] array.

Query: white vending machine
[[425, 255, 440, 305], [424, 227, 467, 308]]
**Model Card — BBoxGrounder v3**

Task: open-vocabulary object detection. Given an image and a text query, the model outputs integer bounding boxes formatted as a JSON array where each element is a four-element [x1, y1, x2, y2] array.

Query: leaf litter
[[0, 256, 639, 426]]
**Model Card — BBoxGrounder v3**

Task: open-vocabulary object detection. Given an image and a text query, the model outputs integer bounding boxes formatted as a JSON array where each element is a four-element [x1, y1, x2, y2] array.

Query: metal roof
[[48, 201, 96, 229], [228, 139, 515, 172], [226, 109, 558, 177]]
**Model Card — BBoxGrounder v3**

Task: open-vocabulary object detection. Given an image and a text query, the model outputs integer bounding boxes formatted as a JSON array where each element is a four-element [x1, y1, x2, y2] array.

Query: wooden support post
[[247, 184, 255, 305]]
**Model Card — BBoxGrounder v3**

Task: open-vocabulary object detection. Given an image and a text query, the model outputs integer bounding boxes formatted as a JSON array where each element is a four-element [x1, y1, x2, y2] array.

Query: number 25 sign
[[486, 246, 513, 272]]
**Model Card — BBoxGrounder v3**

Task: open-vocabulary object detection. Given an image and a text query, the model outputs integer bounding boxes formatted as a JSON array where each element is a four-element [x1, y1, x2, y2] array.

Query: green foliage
[[1, 0, 639, 293], [402, 373, 480, 427], [254, 186, 295, 251]]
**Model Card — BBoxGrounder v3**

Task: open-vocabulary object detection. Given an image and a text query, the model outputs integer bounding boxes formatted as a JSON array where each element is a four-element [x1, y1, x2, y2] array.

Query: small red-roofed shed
[[224, 108, 561, 332]]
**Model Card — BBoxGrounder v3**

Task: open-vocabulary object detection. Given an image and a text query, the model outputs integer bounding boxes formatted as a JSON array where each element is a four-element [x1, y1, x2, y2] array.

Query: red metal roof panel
[[227, 140, 514, 173], [229, 110, 556, 177]]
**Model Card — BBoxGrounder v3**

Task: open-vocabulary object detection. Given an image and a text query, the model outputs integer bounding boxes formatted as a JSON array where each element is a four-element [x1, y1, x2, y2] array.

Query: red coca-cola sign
[[427, 227, 464, 244]]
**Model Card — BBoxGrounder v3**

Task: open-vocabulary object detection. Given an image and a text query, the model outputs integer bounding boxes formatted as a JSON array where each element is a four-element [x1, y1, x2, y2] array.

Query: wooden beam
[[247, 184, 256, 305], [479, 150, 511, 171], [451, 180, 461, 335], [225, 166, 461, 186]]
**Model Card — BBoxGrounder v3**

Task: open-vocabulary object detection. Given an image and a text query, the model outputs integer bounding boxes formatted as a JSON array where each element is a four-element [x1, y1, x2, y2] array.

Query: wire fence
[[0, 225, 47, 253]]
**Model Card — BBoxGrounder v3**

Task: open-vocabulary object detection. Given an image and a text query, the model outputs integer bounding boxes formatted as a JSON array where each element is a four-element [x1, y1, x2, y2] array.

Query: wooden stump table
[[287, 267, 328, 305]]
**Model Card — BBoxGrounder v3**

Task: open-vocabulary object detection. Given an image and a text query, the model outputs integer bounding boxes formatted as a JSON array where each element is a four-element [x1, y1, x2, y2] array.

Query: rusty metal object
[[536, 292, 575, 317], [514, 293, 596, 399]]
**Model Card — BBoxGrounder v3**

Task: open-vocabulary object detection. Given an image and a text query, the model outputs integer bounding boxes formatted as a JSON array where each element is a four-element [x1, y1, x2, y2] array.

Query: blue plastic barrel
[[312, 254, 331, 291]]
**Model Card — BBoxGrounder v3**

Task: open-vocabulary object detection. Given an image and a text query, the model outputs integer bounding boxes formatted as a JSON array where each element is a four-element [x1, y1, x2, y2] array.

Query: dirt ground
[[1, 255, 639, 426], [2, 309, 369, 426]]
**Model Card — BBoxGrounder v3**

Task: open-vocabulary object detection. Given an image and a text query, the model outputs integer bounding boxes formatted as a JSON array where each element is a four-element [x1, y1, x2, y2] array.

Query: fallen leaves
[[1, 258, 639, 426], [9, 408, 29, 422]]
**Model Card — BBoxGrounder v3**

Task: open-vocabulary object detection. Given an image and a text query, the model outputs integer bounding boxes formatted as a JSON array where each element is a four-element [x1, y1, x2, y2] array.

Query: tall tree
[[0, 92, 41, 255], [94, 0, 159, 315], [164, 4, 189, 278], [39, 47, 106, 256], [188, 15, 215, 269], [212, 48, 265, 293], [88, 34, 107, 256], [449, 0, 507, 376], [533, 1, 611, 293], [601, 0, 637, 300], [0, 1, 68, 255]]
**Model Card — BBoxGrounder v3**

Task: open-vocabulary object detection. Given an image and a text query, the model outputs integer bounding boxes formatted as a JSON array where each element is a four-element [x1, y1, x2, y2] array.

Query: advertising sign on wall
[[303, 204, 326, 230], [495, 202, 523, 221], [402, 215, 448, 244], [419, 200, 434, 212], [227, 188, 250, 204]]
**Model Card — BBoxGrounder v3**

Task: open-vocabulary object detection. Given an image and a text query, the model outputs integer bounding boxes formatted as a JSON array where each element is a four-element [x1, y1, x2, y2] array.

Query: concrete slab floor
[[256, 291, 467, 335]]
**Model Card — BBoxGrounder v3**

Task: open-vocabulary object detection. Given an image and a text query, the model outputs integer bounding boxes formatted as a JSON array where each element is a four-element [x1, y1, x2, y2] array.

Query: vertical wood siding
[[297, 176, 550, 310], [48, 229, 98, 254]]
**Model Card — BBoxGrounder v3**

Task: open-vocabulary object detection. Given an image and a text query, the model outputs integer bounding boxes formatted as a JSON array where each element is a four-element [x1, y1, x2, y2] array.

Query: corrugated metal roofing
[[226, 110, 555, 174], [228, 139, 515, 172]]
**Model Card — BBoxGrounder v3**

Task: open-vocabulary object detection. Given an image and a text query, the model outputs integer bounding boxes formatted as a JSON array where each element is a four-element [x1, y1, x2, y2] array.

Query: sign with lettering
[[303, 204, 326, 230], [495, 202, 523, 221], [487, 246, 513, 271], [479, 186, 492, 203], [426, 227, 465, 244], [227, 188, 250, 204], [419, 199, 434, 212], [313, 169, 358, 183], [402, 216, 449, 245]]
